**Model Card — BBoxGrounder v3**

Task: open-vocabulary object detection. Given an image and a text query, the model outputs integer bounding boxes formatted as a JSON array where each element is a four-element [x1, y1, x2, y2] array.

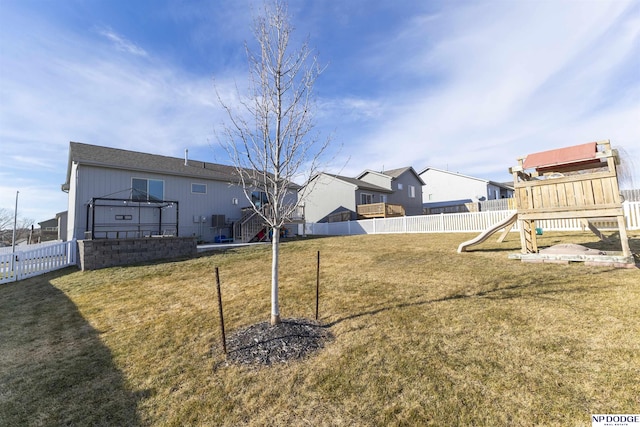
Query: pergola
[[85, 197, 179, 240]]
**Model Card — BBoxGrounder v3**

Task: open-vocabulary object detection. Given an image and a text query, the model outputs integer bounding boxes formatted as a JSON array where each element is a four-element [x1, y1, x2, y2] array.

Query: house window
[[132, 178, 164, 201], [361, 193, 373, 205], [397, 183, 404, 190], [251, 191, 269, 208], [408, 185, 416, 198], [191, 183, 207, 194]]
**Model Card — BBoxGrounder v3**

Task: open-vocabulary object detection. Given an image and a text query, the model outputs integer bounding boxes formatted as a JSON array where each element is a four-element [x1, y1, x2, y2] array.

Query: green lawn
[[1, 231, 638, 426]]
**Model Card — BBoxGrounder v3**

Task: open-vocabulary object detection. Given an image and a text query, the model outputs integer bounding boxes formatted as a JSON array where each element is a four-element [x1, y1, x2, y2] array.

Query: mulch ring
[[218, 317, 333, 367]]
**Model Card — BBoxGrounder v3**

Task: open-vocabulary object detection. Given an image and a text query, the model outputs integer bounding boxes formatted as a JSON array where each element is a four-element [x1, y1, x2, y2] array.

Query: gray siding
[[385, 171, 424, 216], [69, 163, 251, 241], [301, 174, 357, 223], [486, 183, 501, 200], [358, 171, 391, 189]]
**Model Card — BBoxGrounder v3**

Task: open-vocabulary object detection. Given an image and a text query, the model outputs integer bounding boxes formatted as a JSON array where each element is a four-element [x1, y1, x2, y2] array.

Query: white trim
[[191, 182, 207, 194]]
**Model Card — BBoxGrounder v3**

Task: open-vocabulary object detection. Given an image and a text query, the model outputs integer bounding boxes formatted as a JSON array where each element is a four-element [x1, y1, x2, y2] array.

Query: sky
[[1, 0, 639, 224]]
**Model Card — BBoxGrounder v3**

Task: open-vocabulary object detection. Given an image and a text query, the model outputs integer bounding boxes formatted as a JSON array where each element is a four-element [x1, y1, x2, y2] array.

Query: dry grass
[[1, 231, 639, 426]]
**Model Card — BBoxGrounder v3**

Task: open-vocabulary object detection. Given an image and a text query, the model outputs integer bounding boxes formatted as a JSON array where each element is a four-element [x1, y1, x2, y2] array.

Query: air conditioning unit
[[193, 215, 207, 223]]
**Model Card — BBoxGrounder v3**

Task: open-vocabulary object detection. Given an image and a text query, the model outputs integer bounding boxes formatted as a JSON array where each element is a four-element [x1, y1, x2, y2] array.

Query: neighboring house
[[357, 167, 425, 216], [61, 142, 299, 242], [300, 167, 425, 223], [37, 218, 58, 242], [38, 218, 58, 231], [419, 167, 514, 213]]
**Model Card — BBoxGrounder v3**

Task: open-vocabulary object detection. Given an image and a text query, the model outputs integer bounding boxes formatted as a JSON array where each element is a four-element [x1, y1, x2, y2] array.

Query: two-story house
[[419, 167, 513, 213], [300, 167, 424, 223]]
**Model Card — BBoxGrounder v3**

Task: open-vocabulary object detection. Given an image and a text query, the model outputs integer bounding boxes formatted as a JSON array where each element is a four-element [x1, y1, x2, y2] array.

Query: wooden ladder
[[519, 219, 538, 254]]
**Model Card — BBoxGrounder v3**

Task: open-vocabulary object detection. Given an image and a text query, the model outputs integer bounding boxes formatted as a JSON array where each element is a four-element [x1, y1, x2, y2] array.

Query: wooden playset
[[509, 139, 632, 263], [458, 140, 633, 266]]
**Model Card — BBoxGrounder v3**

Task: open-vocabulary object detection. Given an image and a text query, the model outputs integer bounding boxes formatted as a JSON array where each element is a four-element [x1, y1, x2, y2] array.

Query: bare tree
[[0, 208, 13, 233], [0, 207, 35, 245], [217, 0, 329, 325]]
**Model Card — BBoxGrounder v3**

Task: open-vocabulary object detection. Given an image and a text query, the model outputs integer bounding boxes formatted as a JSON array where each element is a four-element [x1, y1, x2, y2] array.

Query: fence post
[[215, 267, 227, 356], [14, 251, 21, 282], [315, 251, 320, 321]]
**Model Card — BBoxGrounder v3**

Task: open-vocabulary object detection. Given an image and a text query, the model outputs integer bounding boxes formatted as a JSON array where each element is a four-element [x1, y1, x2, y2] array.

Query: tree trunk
[[270, 227, 281, 325]]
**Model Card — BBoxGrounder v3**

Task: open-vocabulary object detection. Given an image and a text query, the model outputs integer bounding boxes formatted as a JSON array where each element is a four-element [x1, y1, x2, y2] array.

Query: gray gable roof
[[329, 174, 393, 193], [64, 142, 240, 184], [382, 166, 425, 185], [381, 167, 411, 178], [357, 166, 426, 185], [62, 142, 301, 192]]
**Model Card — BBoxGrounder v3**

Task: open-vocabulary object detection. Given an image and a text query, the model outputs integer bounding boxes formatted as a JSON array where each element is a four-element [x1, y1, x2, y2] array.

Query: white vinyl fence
[[304, 201, 640, 236], [0, 240, 77, 284]]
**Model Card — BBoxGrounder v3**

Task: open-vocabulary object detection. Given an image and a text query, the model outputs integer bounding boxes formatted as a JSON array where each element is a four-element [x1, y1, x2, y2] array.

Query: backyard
[[1, 231, 638, 426]]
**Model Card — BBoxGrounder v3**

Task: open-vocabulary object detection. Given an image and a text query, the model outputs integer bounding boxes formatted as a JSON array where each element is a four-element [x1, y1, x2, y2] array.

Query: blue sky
[[1, 0, 639, 223]]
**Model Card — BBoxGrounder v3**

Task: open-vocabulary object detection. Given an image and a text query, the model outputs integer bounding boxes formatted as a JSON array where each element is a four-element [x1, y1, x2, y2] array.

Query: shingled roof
[[380, 166, 425, 185], [357, 166, 426, 186], [66, 141, 243, 182], [326, 174, 393, 193]]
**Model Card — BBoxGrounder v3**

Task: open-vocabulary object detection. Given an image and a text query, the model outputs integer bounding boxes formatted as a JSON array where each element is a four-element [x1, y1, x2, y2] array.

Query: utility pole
[[11, 191, 19, 274]]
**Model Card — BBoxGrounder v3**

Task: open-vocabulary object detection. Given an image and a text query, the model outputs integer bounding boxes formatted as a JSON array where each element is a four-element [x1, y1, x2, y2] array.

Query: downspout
[[86, 198, 92, 240], [175, 202, 179, 237], [91, 198, 96, 239]]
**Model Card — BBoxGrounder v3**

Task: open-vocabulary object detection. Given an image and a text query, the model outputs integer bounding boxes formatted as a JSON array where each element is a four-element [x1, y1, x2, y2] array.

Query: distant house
[[61, 142, 299, 243], [358, 167, 425, 216], [300, 167, 424, 223], [419, 167, 513, 213], [37, 217, 59, 242], [38, 218, 58, 231]]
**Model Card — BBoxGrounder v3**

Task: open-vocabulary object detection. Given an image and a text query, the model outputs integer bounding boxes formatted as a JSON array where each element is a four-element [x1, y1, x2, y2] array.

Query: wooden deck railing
[[357, 203, 405, 219]]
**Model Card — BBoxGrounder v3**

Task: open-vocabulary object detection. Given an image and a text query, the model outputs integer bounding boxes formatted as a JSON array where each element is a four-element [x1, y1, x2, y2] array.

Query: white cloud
[[97, 27, 148, 57], [339, 1, 640, 184], [0, 7, 238, 220]]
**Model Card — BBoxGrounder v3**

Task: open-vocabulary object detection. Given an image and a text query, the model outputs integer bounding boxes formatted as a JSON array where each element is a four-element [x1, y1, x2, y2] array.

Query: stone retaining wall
[[77, 237, 197, 271]]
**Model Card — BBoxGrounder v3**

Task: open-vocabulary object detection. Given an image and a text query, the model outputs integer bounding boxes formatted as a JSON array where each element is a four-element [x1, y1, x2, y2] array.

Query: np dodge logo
[[592, 414, 640, 427]]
